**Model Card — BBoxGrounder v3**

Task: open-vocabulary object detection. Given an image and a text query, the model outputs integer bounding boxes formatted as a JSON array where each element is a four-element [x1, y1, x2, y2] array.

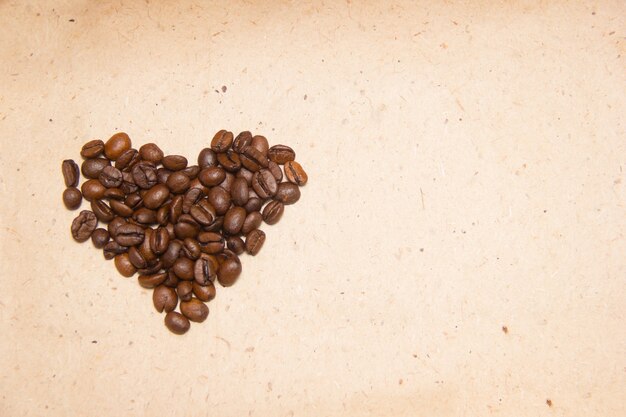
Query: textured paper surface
[[1, 1, 625, 416]]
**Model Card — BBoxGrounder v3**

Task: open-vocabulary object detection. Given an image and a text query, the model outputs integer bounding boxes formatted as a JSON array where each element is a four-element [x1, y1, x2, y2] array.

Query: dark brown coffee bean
[[190, 199, 216, 226], [176, 281, 193, 301], [62, 159, 80, 187], [150, 226, 170, 255], [153, 285, 177, 312], [137, 228, 157, 262], [80, 179, 106, 201], [217, 151, 241, 172], [104, 132, 131, 160], [133, 208, 157, 224], [193, 253, 218, 285], [182, 188, 204, 214], [217, 255, 242, 287], [165, 171, 190, 194], [137, 259, 163, 275], [109, 199, 133, 217], [139, 143, 164, 163], [81, 158, 111, 179], [223, 206, 246, 235], [262, 200, 284, 225], [244, 197, 263, 213], [230, 178, 249, 206], [107, 216, 126, 236], [240, 145, 269, 172], [168, 195, 183, 223], [91, 199, 115, 222], [211, 130, 233, 152], [284, 161, 308, 185], [132, 163, 157, 189], [193, 281, 216, 302], [275, 182, 301, 205], [182, 165, 200, 179], [172, 257, 194, 280], [227, 236, 245, 255], [96, 165, 121, 189], [202, 216, 224, 233], [162, 155, 188, 171], [114, 253, 136, 277], [156, 167, 172, 185], [180, 298, 209, 323], [268, 161, 283, 182], [164, 311, 190, 334], [197, 167, 224, 187], [208, 187, 231, 215], [80, 139, 105, 158], [163, 270, 180, 288], [91, 228, 110, 248], [143, 184, 170, 209], [103, 187, 125, 200], [114, 223, 145, 246], [103, 240, 127, 260], [251, 169, 278, 198], [155, 203, 170, 225], [245, 229, 266, 255], [232, 131, 253, 153], [161, 240, 182, 268], [242, 211, 263, 234], [174, 214, 200, 239], [71, 210, 97, 242], [236, 167, 254, 186], [120, 171, 138, 194], [128, 246, 148, 269], [187, 178, 209, 196], [219, 172, 236, 192], [198, 148, 218, 168], [197, 232, 225, 254], [63, 187, 82, 210], [138, 272, 167, 288], [115, 148, 139, 171], [182, 238, 201, 260], [268, 144, 296, 164], [251, 135, 269, 155]]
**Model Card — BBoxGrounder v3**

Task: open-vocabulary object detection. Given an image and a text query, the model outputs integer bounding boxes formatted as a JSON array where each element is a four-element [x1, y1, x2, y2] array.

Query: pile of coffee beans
[[62, 131, 307, 334]]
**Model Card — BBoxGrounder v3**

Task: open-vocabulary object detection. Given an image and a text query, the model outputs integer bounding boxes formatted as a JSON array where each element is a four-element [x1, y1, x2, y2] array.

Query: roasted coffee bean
[[109, 199, 133, 217], [162, 155, 188, 171], [284, 161, 308, 185], [156, 167, 172, 184], [165, 171, 190, 194], [107, 216, 127, 236], [217, 151, 241, 172], [91, 228, 110, 248], [120, 171, 138, 194], [153, 285, 177, 312], [217, 254, 242, 287], [193, 281, 216, 302], [231, 178, 249, 206], [150, 226, 170, 255], [138, 228, 157, 263], [103, 240, 127, 260], [81, 158, 110, 179], [274, 182, 301, 205], [104, 132, 131, 160], [103, 187, 125, 201], [251, 169, 278, 198], [133, 208, 157, 225], [262, 200, 284, 225], [114, 223, 145, 246], [137, 259, 163, 275], [182, 238, 201, 260], [91, 199, 115, 222], [176, 281, 193, 301], [128, 246, 148, 269], [236, 167, 254, 186], [114, 253, 136, 277], [122, 193, 141, 210], [62, 159, 80, 187], [232, 131, 253, 153], [198, 148, 218, 168], [208, 186, 231, 215], [268, 161, 283, 182], [63, 187, 82, 210], [163, 270, 180, 288], [156, 203, 171, 225], [223, 206, 246, 235], [194, 253, 218, 285], [227, 236, 245, 255], [268, 144, 296, 164], [197, 231, 225, 254], [181, 298, 209, 323], [164, 311, 190, 335], [139, 143, 164, 163], [211, 130, 233, 153], [80, 139, 105, 158], [251, 135, 269, 156], [190, 199, 216, 226], [138, 272, 168, 289], [240, 145, 269, 172], [219, 172, 236, 192], [115, 148, 140, 171], [169, 195, 183, 223], [242, 211, 263, 234], [198, 167, 225, 187], [143, 184, 170, 209], [182, 188, 203, 214], [71, 210, 98, 242], [203, 216, 224, 233], [80, 179, 106, 201], [187, 178, 209, 196], [132, 163, 158, 189], [245, 229, 266, 255], [161, 240, 182, 268], [174, 214, 200, 239], [172, 256, 194, 280], [182, 165, 200, 179], [244, 197, 263, 213]]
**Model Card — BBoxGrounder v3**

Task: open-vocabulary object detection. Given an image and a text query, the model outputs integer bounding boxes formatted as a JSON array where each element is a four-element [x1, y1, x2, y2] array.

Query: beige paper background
[[1, 1, 625, 416]]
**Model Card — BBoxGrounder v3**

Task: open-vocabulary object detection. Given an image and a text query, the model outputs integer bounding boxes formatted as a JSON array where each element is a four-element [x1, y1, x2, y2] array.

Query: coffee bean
[[160, 240, 182, 269], [133, 208, 157, 225], [219, 172, 236, 192], [176, 281, 193, 302], [284, 161, 308, 185], [168, 195, 183, 223], [251, 135, 269, 156], [173, 256, 194, 280], [274, 182, 301, 205], [62, 159, 80, 187], [103, 240, 127, 260], [98, 166, 123, 188], [162, 155, 188, 171], [103, 187, 125, 201], [244, 197, 263, 213], [268, 161, 283, 182], [208, 186, 231, 215], [182, 237, 201, 260], [216, 253, 242, 287], [128, 246, 148, 269], [164, 311, 190, 334], [197, 231, 225, 254], [109, 199, 133, 217], [155, 203, 170, 225], [164, 171, 189, 194], [197, 167, 224, 187], [174, 214, 200, 239], [107, 216, 127, 236], [193, 281, 216, 302], [198, 148, 218, 168], [232, 131, 253, 153], [91, 199, 115, 222], [230, 178, 249, 206], [63, 187, 82, 210], [242, 211, 263, 234], [217, 151, 241, 172], [153, 285, 178, 312], [262, 200, 284, 225], [139, 143, 164, 163], [194, 253, 218, 285], [91, 228, 110, 248], [150, 227, 170, 255], [223, 206, 246, 235], [163, 270, 180, 288], [104, 132, 131, 160], [114, 223, 145, 246], [115, 148, 139, 171], [80, 139, 105, 158], [190, 199, 216, 226], [138, 228, 157, 262], [251, 169, 278, 198], [182, 165, 200, 179], [71, 210, 97, 242], [236, 167, 254, 186], [211, 130, 233, 153], [132, 163, 158, 189], [156, 168, 171, 185], [143, 184, 170, 209], [138, 272, 168, 289], [182, 188, 204, 214], [120, 171, 138, 194], [268, 144, 295, 164], [137, 259, 163, 275], [240, 145, 269, 172], [114, 253, 136, 277], [245, 229, 266, 255], [80, 179, 105, 201], [81, 158, 111, 179], [181, 298, 209, 322], [227, 236, 245, 255]]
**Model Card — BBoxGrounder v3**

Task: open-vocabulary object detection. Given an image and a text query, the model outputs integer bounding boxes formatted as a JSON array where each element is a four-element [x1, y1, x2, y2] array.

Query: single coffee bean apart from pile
[[180, 298, 209, 323], [71, 210, 97, 242], [164, 311, 190, 335], [284, 160, 308, 186], [62, 159, 80, 187], [104, 132, 131, 160], [268, 144, 296, 164], [80, 139, 105, 158], [153, 285, 178, 313], [63, 187, 83, 210], [245, 229, 266, 256]]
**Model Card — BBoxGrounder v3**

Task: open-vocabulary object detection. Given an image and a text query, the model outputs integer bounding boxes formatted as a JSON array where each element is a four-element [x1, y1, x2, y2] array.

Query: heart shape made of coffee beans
[[62, 131, 308, 335]]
